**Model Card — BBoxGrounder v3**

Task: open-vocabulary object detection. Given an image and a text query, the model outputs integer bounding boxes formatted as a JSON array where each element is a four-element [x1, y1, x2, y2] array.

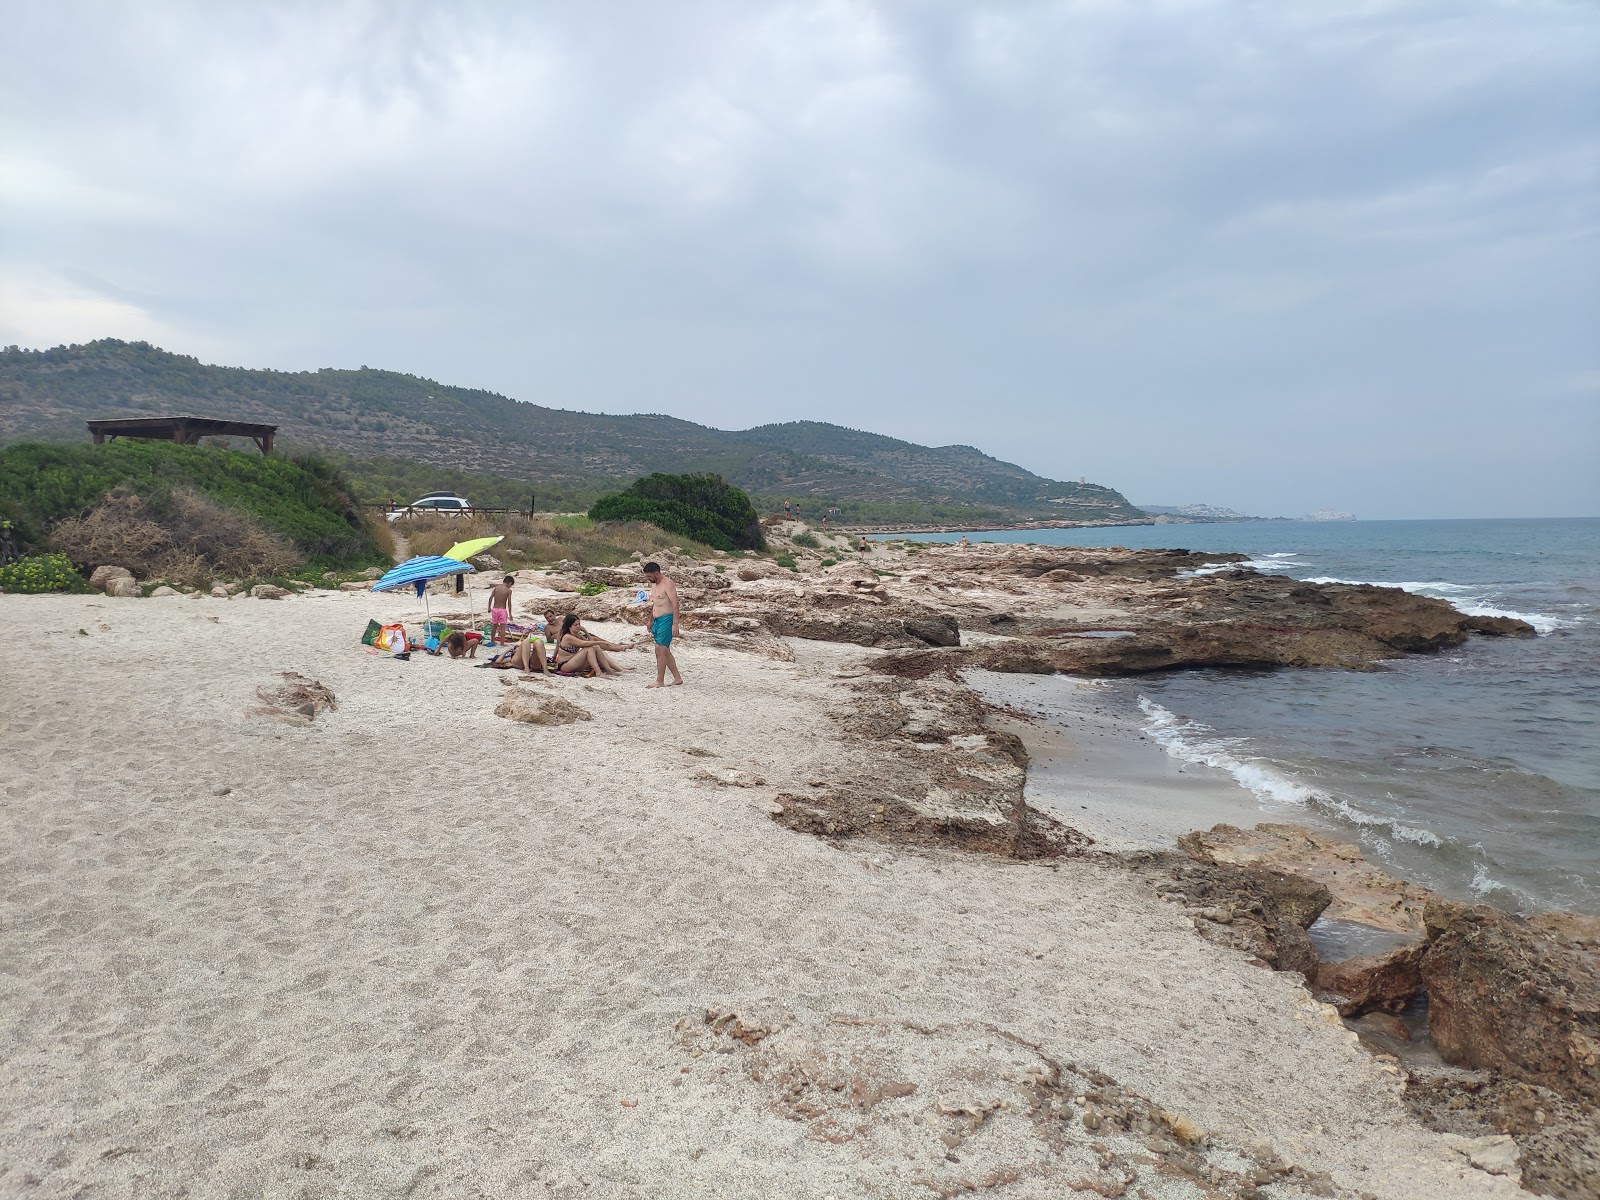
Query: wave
[[1298, 576, 1567, 634], [1136, 697, 1445, 846], [1181, 552, 1305, 577]]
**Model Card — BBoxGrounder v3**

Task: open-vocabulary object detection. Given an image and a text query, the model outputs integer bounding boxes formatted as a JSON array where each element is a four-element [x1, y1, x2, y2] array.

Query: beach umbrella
[[442, 536, 505, 635], [443, 535, 503, 561], [370, 555, 476, 628]]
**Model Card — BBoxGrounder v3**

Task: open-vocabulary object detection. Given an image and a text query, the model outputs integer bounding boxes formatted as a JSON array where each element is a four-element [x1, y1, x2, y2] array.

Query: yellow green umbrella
[[442, 535, 506, 639], [444, 535, 503, 561]]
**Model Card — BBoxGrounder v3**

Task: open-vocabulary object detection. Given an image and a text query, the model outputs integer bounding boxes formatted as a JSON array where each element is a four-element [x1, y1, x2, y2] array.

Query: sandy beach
[[0, 582, 1524, 1198]]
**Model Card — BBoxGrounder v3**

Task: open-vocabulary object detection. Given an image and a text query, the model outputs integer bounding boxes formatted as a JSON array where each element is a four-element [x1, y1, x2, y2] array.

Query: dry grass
[[50, 487, 299, 585], [390, 512, 725, 569]]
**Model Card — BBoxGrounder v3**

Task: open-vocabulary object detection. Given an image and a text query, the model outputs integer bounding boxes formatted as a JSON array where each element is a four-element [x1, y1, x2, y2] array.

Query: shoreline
[[1, 585, 1536, 1198], [969, 669, 1263, 852], [7, 524, 1592, 1196]]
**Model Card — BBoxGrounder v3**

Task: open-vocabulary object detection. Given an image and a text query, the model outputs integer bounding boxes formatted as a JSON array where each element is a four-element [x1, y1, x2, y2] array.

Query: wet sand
[[971, 671, 1261, 850]]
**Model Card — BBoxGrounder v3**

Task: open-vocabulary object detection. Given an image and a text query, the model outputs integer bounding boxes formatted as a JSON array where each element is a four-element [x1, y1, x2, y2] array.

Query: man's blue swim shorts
[[651, 614, 674, 646]]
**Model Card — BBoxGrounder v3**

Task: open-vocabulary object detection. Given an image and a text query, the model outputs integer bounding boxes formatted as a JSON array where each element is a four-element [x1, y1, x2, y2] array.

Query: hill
[[0, 340, 1145, 524]]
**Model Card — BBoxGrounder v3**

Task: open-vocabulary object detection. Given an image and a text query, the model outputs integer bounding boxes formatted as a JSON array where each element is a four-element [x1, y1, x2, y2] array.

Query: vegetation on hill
[[0, 340, 1147, 525], [0, 441, 387, 580], [394, 511, 724, 572], [589, 473, 766, 552], [317, 452, 607, 514]]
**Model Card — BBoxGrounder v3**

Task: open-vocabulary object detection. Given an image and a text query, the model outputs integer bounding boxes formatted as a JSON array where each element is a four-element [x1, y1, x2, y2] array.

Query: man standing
[[642, 561, 683, 688]]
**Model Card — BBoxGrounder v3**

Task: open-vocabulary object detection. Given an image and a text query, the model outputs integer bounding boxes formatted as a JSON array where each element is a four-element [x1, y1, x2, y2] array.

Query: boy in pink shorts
[[488, 575, 514, 645]]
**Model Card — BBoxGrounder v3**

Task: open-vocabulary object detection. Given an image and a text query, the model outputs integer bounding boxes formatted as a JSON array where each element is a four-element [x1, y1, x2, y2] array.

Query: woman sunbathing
[[553, 615, 628, 677], [508, 610, 560, 673]]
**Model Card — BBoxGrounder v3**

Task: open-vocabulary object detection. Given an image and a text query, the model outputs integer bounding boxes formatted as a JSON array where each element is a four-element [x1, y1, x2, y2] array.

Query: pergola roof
[[87, 416, 278, 454]]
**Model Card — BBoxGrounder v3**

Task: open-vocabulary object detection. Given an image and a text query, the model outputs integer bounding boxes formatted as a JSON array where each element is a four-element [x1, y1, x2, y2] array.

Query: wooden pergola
[[86, 416, 278, 455]]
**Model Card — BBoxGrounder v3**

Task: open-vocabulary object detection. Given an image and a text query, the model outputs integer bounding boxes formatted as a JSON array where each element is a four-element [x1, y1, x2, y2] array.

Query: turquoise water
[[895, 519, 1600, 914]]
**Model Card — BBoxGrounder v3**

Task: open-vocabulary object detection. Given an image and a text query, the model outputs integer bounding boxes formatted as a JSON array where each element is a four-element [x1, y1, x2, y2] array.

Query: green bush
[[774, 554, 798, 571], [576, 581, 608, 596], [0, 441, 384, 570], [0, 552, 91, 594], [792, 532, 820, 549], [589, 473, 764, 552]]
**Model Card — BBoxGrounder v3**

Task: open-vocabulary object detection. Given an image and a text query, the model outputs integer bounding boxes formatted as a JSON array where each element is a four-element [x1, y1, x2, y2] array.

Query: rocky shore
[[6, 526, 1589, 1198], [544, 529, 1592, 1195]]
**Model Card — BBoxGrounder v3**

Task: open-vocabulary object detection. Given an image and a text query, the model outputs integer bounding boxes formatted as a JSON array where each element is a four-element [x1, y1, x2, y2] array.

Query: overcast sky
[[2, 1, 1596, 517]]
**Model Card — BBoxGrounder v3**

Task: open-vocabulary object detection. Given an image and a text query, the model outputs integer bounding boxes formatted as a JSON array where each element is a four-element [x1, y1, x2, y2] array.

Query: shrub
[[49, 487, 299, 585], [0, 552, 91, 594], [820, 557, 837, 567], [589, 473, 764, 552], [774, 554, 798, 571], [792, 532, 820, 549], [576, 581, 608, 596], [0, 441, 383, 570]]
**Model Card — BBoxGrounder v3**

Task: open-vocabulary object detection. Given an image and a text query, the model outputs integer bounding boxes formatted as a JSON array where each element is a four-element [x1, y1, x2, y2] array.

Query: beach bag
[[375, 622, 406, 651], [361, 619, 383, 646]]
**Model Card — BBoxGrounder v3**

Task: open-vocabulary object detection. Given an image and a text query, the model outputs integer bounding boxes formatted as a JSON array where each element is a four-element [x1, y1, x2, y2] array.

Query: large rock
[[903, 615, 961, 648], [1130, 851, 1329, 975], [149, 585, 180, 598], [1421, 901, 1600, 1104], [360, 566, 384, 580], [89, 565, 133, 591], [1311, 943, 1426, 1016], [1463, 615, 1538, 638], [1178, 824, 1432, 936], [105, 576, 142, 598], [581, 566, 638, 588], [766, 611, 924, 650], [251, 584, 290, 600]]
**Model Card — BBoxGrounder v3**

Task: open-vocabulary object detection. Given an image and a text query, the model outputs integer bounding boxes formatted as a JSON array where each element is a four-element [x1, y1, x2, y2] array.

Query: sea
[[894, 518, 1600, 917]]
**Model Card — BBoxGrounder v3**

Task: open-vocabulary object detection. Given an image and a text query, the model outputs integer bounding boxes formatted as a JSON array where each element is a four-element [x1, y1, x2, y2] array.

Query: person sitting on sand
[[553, 615, 628, 677], [488, 575, 515, 644], [442, 630, 483, 659], [508, 608, 559, 674]]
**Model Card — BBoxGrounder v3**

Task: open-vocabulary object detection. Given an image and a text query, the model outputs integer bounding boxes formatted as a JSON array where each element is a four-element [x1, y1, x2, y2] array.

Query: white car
[[386, 492, 475, 521]]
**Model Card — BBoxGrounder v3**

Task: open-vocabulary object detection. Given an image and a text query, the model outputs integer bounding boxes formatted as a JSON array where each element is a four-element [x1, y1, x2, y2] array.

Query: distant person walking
[[643, 561, 684, 688], [488, 575, 514, 645], [783, 499, 791, 515]]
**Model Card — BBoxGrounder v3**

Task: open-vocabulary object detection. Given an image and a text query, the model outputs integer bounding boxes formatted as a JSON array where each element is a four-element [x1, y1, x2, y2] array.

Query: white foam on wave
[[1136, 697, 1444, 846], [1181, 552, 1305, 578], [1299, 576, 1566, 634]]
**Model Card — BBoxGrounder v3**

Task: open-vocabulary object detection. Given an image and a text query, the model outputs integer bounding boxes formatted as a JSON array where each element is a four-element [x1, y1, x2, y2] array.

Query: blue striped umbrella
[[370, 555, 476, 630], [370, 555, 477, 592]]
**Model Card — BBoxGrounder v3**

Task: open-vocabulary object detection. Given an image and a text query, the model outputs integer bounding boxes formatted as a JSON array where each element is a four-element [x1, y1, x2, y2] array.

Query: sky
[[2, 1, 1596, 518]]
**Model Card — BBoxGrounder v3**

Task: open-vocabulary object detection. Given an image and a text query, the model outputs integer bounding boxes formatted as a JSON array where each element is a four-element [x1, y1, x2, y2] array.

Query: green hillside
[[0, 340, 1146, 524]]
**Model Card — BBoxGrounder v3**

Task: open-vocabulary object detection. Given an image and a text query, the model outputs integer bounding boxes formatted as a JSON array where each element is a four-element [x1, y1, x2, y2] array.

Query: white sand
[[0, 589, 1514, 1198]]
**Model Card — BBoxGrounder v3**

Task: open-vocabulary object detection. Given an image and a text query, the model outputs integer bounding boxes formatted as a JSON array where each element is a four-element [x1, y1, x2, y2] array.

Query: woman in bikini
[[553, 615, 628, 677]]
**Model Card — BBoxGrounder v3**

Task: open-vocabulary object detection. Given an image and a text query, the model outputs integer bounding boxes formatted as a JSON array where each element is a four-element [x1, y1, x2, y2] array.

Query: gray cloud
[[2, 0, 1596, 516]]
